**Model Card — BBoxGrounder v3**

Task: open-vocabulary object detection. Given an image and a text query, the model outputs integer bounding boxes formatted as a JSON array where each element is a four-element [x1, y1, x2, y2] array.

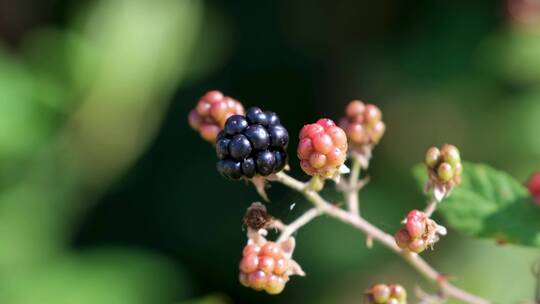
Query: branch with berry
[[189, 90, 540, 303]]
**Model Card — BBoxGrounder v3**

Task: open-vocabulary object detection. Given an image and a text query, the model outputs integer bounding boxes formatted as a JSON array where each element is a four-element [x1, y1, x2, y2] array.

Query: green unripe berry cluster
[[365, 283, 407, 304], [425, 144, 462, 185]]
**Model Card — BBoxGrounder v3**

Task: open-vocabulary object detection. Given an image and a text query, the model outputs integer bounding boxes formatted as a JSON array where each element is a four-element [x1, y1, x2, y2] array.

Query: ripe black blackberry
[[216, 107, 289, 180]]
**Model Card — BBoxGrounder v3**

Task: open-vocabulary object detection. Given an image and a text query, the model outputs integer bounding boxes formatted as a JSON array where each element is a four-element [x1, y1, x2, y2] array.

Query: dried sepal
[[244, 202, 273, 230]]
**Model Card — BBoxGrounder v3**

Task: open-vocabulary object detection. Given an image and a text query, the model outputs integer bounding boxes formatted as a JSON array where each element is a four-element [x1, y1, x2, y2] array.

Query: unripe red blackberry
[[424, 144, 462, 199], [216, 107, 289, 180], [340, 100, 386, 152], [188, 90, 245, 143], [527, 172, 540, 206], [365, 283, 407, 304], [297, 119, 348, 178], [394, 210, 444, 253], [239, 241, 291, 294]]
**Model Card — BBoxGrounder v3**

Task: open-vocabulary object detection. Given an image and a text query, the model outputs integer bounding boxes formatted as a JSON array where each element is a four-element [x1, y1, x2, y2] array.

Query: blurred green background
[[1, 0, 540, 303]]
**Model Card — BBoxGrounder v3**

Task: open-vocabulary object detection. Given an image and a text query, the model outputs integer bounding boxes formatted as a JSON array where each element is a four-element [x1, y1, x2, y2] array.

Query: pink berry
[[316, 118, 336, 129], [364, 104, 382, 124], [527, 172, 540, 206], [261, 242, 282, 259], [407, 210, 424, 221], [240, 254, 259, 273], [312, 133, 333, 154], [274, 258, 288, 275], [327, 126, 348, 149], [239, 272, 250, 287], [265, 275, 286, 295], [326, 147, 346, 166], [204, 90, 224, 103], [300, 159, 316, 175], [196, 100, 211, 116], [345, 100, 365, 117], [297, 119, 348, 177], [309, 152, 327, 169], [369, 121, 386, 143], [188, 110, 202, 129], [199, 124, 221, 142], [346, 123, 365, 142], [406, 217, 425, 238], [248, 270, 267, 290], [210, 101, 228, 121], [259, 256, 276, 273], [297, 138, 314, 159], [243, 244, 261, 256], [300, 124, 323, 138]]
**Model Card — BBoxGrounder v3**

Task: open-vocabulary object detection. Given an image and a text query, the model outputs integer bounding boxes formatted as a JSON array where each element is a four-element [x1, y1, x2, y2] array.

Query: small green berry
[[425, 147, 440, 168], [385, 298, 400, 304], [441, 144, 461, 167], [372, 284, 391, 303], [455, 162, 463, 175], [437, 162, 454, 182], [408, 238, 426, 253], [389, 284, 407, 302], [394, 228, 411, 249]]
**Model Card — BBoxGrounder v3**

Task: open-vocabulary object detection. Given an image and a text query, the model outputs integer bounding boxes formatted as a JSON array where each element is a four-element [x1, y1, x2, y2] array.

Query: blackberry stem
[[424, 199, 438, 217], [276, 208, 322, 243], [272, 171, 491, 304], [346, 154, 362, 215]]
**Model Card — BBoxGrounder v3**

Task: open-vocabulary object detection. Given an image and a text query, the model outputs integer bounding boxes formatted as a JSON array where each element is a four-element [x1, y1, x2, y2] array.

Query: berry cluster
[[188, 90, 245, 142], [425, 144, 462, 195], [239, 241, 291, 294], [365, 284, 407, 304], [339, 100, 385, 151], [394, 210, 444, 253], [527, 172, 540, 206], [297, 119, 348, 178], [216, 107, 289, 180]]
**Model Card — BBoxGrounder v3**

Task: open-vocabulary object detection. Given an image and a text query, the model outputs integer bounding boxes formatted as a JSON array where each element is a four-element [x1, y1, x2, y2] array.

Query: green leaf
[[412, 162, 540, 247]]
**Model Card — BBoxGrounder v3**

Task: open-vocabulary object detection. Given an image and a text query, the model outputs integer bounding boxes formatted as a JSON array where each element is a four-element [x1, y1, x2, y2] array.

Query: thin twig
[[276, 208, 322, 243], [268, 219, 286, 231], [272, 172, 491, 304], [424, 198, 438, 217], [346, 154, 362, 215], [415, 286, 446, 304]]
